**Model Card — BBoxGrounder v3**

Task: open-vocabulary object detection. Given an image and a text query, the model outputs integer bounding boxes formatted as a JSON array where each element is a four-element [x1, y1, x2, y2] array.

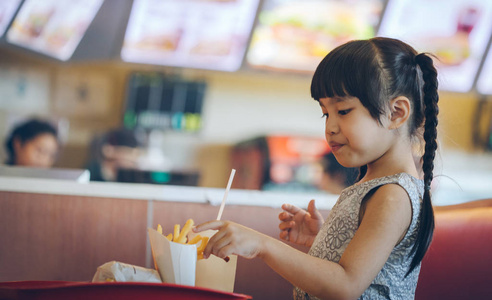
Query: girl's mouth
[[329, 142, 343, 152]]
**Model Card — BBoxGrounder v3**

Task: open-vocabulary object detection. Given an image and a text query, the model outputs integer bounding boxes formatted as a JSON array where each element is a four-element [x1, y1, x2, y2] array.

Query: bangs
[[311, 49, 358, 100], [310, 40, 385, 120]]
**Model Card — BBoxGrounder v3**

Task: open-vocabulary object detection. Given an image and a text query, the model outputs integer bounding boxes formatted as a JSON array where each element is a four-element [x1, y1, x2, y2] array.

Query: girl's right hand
[[278, 199, 323, 247]]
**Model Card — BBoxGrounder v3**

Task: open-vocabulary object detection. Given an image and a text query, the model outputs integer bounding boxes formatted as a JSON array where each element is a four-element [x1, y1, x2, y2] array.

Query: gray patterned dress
[[294, 173, 424, 300]]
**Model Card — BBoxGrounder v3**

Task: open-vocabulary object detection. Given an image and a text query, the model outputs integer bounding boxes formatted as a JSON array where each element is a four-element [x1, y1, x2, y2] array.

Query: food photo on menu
[[377, 0, 492, 92], [6, 0, 103, 60], [121, 0, 260, 71], [0, 0, 21, 36], [246, 0, 384, 72]]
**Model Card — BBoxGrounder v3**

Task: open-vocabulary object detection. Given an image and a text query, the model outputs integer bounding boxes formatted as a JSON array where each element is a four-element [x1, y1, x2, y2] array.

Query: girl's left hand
[[193, 221, 266, 260]]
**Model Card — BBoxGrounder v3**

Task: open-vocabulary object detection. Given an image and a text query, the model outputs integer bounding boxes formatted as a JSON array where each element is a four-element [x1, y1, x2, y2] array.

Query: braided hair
[[311, 37, 438, 276], [412, 53, 438, 276]]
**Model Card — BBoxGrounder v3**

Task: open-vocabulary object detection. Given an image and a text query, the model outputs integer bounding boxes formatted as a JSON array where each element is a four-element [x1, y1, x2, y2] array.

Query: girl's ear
[[388, 96, 411, 129]]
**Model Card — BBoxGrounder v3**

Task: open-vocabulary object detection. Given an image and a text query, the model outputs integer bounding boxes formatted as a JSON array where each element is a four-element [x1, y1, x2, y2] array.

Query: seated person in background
[[318, 152, 358, 194], [4, 119, 59, 168], [86, 128, 141, 181]]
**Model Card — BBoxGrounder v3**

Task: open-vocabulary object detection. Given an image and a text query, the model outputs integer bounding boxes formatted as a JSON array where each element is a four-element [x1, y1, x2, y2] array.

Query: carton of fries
[[191, 229, 238, 293], [148, 227, 197, 286], [149, 220, 238, 292]]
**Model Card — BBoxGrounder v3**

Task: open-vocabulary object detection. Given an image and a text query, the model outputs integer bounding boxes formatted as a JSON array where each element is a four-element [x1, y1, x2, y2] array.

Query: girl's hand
[[278, 199, 323, 247], [193, 221, 266, 260]]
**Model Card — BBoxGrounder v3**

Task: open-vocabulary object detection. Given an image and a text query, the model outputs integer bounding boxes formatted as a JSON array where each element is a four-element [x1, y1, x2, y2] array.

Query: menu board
[[121, 0, 260, 72], [246, 0, 384, 72], [477, 47, 492, 95], [378, 0, 492, 93], [0, 0, 21, 36], [6, 0, 103, 61]]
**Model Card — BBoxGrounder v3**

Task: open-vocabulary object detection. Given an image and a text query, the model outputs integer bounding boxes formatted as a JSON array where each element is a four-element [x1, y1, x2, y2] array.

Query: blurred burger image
[[247, 0, 383, 72]]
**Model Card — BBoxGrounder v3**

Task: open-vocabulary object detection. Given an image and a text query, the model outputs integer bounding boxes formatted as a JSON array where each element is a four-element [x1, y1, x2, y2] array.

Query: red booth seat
[[416, 200, 492, 300]]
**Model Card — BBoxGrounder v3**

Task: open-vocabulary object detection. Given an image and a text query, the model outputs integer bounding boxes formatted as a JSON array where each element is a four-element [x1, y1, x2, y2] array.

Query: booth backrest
[[416, 202, 492, 300]]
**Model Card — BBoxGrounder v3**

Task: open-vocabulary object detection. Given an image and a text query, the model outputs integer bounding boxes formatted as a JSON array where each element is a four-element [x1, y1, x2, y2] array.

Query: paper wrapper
[[148, 228, 197, 286], [92, 261, 161, 283], [191, 230, 238, 293]]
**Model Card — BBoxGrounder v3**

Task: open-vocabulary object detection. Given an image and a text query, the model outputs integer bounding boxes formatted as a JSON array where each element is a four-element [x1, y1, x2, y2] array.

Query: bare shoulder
[[362, 183, 413, 239], [366, 183, 412, 211]]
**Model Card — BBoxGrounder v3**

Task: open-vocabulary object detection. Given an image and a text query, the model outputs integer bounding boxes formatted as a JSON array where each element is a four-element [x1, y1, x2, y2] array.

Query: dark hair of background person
[[311, 37, 439, 276], [88, 128, 139, 162], [321, 152, 358, 188], [4, 119, 58, 165], [105, 128, 139, 148], [86, 128, 140, 182]]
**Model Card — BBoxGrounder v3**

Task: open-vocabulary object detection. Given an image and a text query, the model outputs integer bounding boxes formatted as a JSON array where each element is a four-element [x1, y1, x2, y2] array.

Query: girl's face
[[14, 133, 58, 168], [319, 96, 393, 168]]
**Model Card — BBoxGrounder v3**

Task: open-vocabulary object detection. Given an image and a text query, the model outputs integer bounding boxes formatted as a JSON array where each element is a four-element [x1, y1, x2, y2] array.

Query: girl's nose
[[325, 119, 339, 135]]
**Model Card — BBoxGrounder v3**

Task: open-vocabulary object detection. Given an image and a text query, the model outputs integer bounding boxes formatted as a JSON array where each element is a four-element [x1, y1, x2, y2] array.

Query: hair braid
[[406, 53, 438, 276]]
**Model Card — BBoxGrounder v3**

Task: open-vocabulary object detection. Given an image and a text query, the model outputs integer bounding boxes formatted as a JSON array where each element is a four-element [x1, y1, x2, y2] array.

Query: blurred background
[[0, 0, 491, 205]]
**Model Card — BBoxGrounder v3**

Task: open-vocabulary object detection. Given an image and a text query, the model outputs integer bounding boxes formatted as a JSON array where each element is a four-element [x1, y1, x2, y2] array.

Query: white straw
[[216, 169, 236, 221]]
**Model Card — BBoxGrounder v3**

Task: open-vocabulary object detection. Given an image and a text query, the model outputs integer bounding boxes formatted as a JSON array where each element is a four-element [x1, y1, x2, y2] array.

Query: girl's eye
[[338, 109, 351, 116]]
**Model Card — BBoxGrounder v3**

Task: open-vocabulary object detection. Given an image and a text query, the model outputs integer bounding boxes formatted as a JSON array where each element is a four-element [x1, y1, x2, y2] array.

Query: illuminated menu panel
[[378, 0, 492, 93], [477, 47, 492, 95], [121, 0, 260, 72], [246, 0, 384, 72], [0, 0, 21, 36], [6, 0, 103, 61]]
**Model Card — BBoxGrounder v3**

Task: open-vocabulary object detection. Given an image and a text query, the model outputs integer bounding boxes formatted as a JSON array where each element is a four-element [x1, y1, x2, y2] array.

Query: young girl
[[194, 37, 438, 299]]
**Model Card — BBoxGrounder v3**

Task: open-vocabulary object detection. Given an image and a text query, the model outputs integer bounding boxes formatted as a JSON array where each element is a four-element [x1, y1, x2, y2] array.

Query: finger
[[281, 203, 302, 214], [279, 230, 289, 241], [210, 235, 232, 258], [278, 220, 294, 231], [203, 227, 228, 258], [307, 199, 321, 220], [278, 211, 293, 221], [193, 220, 224, 233]]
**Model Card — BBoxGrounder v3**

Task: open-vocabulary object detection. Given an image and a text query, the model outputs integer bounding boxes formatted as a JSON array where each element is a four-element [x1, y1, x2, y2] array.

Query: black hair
[[4, 119, 58, 165], [104, 128, 138, 148], [89, 128, 139, 162], [322, 152, 358, 187], [311, 37, 438, 276]]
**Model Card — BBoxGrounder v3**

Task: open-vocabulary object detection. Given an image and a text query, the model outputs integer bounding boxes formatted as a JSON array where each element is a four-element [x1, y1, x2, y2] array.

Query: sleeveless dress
[[294, 173, 424, 300]]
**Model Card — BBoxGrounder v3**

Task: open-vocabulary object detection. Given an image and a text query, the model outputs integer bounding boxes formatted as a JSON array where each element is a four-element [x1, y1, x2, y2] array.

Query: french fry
[[156, 219, 210, 260], [188, 235, 202, 245], [197, 237, 209, 253], [173, 224, 180, 242], [176, 219, 194, 244]]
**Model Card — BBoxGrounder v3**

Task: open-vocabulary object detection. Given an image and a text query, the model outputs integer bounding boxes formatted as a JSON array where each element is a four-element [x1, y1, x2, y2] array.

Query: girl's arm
[[195, 184, 412, 300]]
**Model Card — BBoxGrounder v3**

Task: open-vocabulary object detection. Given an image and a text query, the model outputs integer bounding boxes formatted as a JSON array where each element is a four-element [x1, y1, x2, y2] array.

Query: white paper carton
[[148, 228, 197, 286]]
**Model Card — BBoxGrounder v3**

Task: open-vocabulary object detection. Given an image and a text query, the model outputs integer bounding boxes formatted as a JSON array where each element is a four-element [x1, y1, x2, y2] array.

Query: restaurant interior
[[0, 0, 491, 299]]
